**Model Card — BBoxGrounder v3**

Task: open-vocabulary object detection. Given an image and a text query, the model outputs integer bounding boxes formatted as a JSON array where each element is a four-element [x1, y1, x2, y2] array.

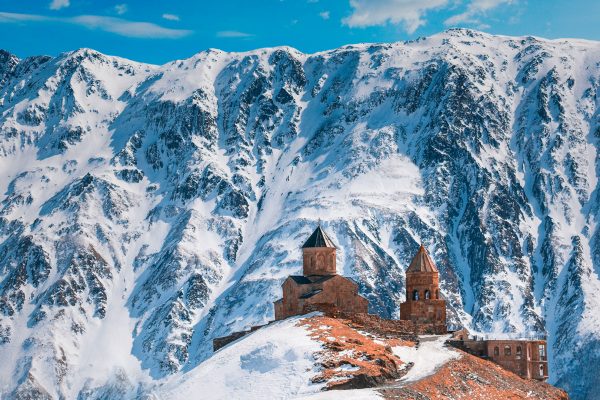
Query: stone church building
[[399, 244, 447, 328], [273, 226, 369, 320], [224, 225, 551, 381]]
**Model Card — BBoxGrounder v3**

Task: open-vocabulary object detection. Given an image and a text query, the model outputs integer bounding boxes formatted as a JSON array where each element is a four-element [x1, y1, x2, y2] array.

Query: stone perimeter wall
[[331, 311, 448, 339], [212, 324, 266, 351], [213, 308, 448, 352]]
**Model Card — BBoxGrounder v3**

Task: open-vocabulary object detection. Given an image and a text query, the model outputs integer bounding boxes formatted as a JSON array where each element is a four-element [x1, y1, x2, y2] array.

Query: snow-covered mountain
[[0, 29, 599, 399]]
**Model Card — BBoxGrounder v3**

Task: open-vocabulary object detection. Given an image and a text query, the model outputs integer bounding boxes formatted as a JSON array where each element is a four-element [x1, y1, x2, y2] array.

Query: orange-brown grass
[[378, 349, 569, 400], [297, 315, 567, 398], [300, 315, 408, 390]]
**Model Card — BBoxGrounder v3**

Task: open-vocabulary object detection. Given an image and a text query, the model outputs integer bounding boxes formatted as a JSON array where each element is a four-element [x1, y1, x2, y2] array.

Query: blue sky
[[0, 0, 598, 64]]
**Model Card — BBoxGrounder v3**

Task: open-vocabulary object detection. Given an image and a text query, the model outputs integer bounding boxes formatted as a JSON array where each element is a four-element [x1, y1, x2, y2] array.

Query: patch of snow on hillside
[[346, 153, 424, 214], [298, 388, 382, 399], [156, 316, 324, 400], [392, 335, 459, 382]]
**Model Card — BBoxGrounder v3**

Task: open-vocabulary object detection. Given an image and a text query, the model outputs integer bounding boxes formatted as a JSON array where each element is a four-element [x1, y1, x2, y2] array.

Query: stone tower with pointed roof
[[400, 244, 447, 327], [274, 225, 368, 320], [302, 225, 337, 276]]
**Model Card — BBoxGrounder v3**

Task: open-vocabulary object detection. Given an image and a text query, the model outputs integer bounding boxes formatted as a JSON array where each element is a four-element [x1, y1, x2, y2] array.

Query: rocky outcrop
[[303, 315, 407, 389]]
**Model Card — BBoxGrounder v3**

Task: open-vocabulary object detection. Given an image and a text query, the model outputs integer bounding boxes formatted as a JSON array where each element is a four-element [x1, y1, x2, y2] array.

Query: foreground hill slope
[[157, 314, 568, 399], [0, 29, 599, 398]]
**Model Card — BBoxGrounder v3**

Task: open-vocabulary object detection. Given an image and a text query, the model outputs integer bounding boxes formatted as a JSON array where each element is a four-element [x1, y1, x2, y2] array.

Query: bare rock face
[[0, 29, 599, 399]]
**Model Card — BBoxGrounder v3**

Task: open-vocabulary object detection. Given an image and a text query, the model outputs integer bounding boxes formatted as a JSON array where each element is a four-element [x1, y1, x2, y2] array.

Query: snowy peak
[[0, 49, 19, 87], [0, 30, 599, 399]]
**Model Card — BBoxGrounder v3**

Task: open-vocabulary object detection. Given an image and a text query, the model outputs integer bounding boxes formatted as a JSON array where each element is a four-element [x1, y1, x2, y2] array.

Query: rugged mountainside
[[0, 29, 599, 399]]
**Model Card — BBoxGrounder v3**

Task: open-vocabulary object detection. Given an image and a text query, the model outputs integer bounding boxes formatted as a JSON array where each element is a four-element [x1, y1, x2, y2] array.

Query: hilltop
[[156, 314, 568, 399]]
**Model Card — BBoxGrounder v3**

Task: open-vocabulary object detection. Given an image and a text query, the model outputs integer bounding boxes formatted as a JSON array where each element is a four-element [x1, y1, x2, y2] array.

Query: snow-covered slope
[[0, 29, 599, 399], [391, 335, 459, 383], [156, 316, 326, 400]]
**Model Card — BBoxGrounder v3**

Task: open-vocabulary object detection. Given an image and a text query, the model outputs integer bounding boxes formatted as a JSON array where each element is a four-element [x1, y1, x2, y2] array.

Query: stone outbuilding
[[485, 339, 548, 380], [450, 334, 549, 381], [273, 226, 369, 320], [400, 244, 447, 329]]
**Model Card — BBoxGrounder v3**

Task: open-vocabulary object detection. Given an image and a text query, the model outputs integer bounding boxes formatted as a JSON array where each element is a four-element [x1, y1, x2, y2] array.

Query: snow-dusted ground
[[154, 316, 325, 400], [298, 389, 382, 399], [392, 335, 460, 383], [156, 330, 460, 399]]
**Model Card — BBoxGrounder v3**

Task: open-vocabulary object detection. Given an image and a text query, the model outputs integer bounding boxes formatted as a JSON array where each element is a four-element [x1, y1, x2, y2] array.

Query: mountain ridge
[[0, 28, 599, 399]]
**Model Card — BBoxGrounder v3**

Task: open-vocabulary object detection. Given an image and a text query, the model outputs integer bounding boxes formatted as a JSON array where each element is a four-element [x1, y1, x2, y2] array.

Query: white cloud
[[72, 15, 191, 38], [0, 12, 192, 39], [343, 0, 449, 34], [49, 0, 70, 10], [445, 0, 515, 26], [114, 4, 128, 15], [0, 12, 47, 22], [162, 13, 180, 21], [319, 11, 330, 20], [216, 30, 254, 38]]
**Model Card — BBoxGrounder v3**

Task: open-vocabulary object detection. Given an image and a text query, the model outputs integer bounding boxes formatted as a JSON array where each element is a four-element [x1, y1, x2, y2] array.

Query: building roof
[[299, 289, 323, 299], [310, 275, 337, 284], [289, 276, 312, 284], [406, 244, 439, 273], [288, 275, 336, 285], [301, 225, 337, 249]]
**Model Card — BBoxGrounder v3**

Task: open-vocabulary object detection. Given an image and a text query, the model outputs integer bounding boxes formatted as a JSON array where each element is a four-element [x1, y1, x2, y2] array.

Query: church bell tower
[[301, 225, 337, 276], [400, 244, 446, 327]]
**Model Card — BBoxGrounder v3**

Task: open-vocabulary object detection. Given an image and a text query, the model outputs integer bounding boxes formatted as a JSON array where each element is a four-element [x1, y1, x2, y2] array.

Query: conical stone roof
[[406, 244, 438, 273], [302, 225, 336, 249]]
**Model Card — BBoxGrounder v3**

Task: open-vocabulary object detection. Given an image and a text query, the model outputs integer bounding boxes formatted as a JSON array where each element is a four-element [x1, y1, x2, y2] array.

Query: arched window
[[424, 290, 431, 299], [539, 364, 544, 377], [435, 290, 439, 299], [317, 254, 324, 268], [493, 346, 499, 356], [412, 290, 419, 301], [538, 344, 546, 358], [504, 345, 512, 356], [516, 346, 522, 356]]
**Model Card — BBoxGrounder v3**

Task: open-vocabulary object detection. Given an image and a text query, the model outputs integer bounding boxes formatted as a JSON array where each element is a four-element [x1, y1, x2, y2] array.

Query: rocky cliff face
[[0, 29, 598, 399]]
